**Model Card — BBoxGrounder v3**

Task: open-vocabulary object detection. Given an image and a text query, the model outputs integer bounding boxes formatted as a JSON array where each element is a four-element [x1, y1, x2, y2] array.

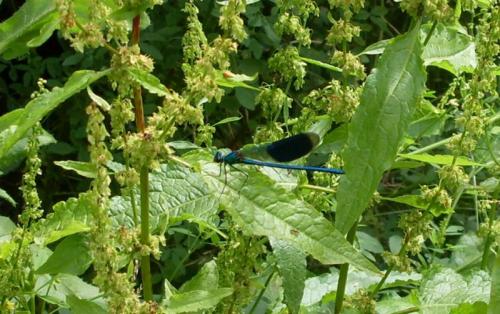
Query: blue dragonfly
[[213, 132, 345, 174]]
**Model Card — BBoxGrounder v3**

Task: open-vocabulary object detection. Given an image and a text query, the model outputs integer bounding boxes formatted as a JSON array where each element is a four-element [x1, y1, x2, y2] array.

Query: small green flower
[[269, 46, 307, 90], [219, 0, 247, 42], [255, 86, 292, 119], [275, 13, 312, 46]]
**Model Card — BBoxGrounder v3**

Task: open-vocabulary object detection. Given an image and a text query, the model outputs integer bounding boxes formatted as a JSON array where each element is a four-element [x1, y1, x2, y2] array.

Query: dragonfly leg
[[229, 164, 249, 195]]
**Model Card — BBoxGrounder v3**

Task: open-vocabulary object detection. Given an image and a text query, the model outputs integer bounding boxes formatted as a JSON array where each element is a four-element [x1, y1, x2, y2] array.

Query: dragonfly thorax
[[213, 151, 224, 163]]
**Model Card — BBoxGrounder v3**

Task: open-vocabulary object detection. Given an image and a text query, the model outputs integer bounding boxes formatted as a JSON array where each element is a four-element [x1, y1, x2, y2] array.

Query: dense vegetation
[[0, 0, 498, 313]]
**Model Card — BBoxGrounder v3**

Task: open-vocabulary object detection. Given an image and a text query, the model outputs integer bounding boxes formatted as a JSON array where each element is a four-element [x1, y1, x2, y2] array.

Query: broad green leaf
[[0, 69, 110, 160], [0, 0, 57, 59], [36, 273, 105, 308], [35, 193, 93, 244], [449, 233, 483, 269], [422, 23, 477, 75], [271, 239, 306, 314], [54, 160, 97, 178], [235, 88, 258, 109], [195, 154, 379, 274], [420, 268, 490, 314], [109, 163, 219, 230], [0, 109, 24, 131], [376, 295, 419, 314], [66, 295, 107, 314], [489, 247, 500, 314], [450, 302, 487, 314], [0, 216, 16, 239], [0, 188, 16, 206], [127, 68, 170, 96], [336, 24, 426, 234], [357, 231, 384, 254], [164, 288, 233, 313], [398, 153, 482, 166], [302, 268, 420, 307], [179, 260, 219, 293], [36, 234, 92, 275], [408, 100, 446, 138], [299, 56, 342, 73], [0, 128, 56, 174]]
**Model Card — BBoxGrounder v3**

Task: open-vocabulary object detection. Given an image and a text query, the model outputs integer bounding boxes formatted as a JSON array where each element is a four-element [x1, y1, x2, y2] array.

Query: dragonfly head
[[213, 151, 224, 163]]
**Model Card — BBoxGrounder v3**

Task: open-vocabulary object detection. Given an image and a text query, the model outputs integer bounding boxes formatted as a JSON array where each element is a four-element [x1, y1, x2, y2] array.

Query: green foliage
[[0, 0, 499, 313]]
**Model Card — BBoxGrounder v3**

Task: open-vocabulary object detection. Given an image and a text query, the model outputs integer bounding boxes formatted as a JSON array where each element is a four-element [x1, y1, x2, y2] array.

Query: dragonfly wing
[[266, 132, 320, 162]]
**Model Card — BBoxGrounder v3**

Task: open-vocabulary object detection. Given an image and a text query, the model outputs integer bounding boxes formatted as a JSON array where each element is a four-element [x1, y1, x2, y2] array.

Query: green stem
[[335, 223, 357, 314], [299, 184, 336, 194], [481, 196, 497, 269], [406, 137, 451, 155], [423, 20, 438, 46], [371, 240, 409, 298], [140, 166, 153, 300], [391, 307, 420, 314], [249, 269, 275, 314]]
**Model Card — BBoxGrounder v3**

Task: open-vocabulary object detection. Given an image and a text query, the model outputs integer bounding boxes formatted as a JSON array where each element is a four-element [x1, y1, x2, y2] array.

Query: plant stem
[[481, 195, 497, 269], [335, 222, 357, 314], [248, 269, 275, 314], [371, 239, 409, 298], [131, 14, 153, 300], [140, 166, 153, 300], [423, 20, 438, 46]]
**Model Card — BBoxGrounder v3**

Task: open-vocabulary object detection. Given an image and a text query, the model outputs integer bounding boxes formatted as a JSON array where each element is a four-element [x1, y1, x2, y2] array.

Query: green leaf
[[35, 273, 105, 308], [0, 216, 16, 239], [299, 56, 342, 73], [179, 260, 219, 293], [408, 100, 446, 138], [35, 193, 93, 244], [302, 269, 419, 307], [213, 116, 242, 127], [215, 71, 260, 91], [271, 239, 306, 314], [109, 163, 219, 230], [336, 24, 426, 234], [87, 87, 111, 111], [164, 288, 233, 313], [422, 23, 477, 75], [450, 302, 487, 314], [127, 68, 170, 96], [307, 123, 347, 166], [235, 88, 258, 109], [398, 153, 482, 166], [54, 160, 97, 178], [490, 248, 500, 314], [36, 234, 92, 275], [0, 69, 110, 161], [196, 155, 379, 274], [0, 127, 56, 174], [449, 233, 483, 269], [0, 188, 16, 207], [376, 295, 419, 314], [358, 39, 390, 56], [382, 194, 428, 209], [66, 295, 107, 314], [0, 0, 57, 59], [420, 268, 490, 314]]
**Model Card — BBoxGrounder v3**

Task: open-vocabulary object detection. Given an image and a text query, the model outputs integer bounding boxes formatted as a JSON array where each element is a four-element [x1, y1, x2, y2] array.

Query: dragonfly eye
[[213, 151, 223, 162]]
